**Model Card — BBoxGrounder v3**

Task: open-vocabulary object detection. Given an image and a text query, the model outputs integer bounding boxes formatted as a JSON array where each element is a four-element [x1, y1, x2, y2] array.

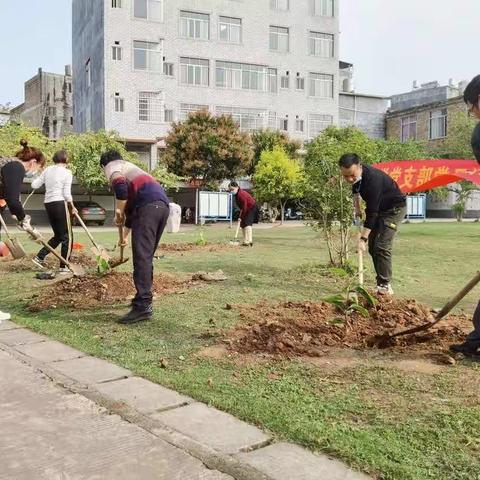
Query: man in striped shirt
[[101, 150, 170, 325]]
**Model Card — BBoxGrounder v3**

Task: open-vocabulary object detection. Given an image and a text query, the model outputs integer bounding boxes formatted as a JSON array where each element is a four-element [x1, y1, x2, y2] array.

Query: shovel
[[373, 271, 480, 347], [0, 213, 26, 259], [108, 225, 129, 269], [26, 228, 85, 277], [229, 218, 241, 246], [73, 211, 110, 260]]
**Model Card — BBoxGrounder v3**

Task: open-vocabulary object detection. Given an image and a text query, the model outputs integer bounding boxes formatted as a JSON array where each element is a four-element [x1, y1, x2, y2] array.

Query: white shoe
[[0, 311, 11, 321], [58, 267, 71, 275], [32, 256, 46, 269], [376, 284, 394, 295]]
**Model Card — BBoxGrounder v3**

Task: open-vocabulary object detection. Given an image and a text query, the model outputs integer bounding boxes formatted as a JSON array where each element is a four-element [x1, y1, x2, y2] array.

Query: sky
[[0, 0, 478, 106]]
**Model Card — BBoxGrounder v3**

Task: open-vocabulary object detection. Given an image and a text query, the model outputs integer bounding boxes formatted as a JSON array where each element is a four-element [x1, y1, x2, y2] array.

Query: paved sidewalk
[[0, 320, 369, 480]]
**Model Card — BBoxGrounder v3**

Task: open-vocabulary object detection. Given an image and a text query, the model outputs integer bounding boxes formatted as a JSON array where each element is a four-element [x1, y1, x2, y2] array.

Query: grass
[[2, 222, 480, 480]]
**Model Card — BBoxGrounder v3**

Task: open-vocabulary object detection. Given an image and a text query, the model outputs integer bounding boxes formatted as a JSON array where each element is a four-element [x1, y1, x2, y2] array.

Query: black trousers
[[367, 206, 406, 286], [131, 201, 169, 309], [37, 201, 72, 268], [240, 204, 259, 228]]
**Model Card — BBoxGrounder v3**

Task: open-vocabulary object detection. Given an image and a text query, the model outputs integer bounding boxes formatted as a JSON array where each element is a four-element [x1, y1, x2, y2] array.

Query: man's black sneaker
[[118, 306, 153, 325], [449, 342, 480, 356]]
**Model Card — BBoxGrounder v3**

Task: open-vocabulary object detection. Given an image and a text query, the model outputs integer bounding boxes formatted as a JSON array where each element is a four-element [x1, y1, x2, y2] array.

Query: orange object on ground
[[0, 241, 10, 257], [72, 242, 85, 250]]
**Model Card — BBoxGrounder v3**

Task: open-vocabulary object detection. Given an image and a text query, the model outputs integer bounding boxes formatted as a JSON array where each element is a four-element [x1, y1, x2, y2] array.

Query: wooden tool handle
[[118, 225, 125, 261], [74, 211, 100, 249], [358, 249, 364, 286], [0, 213, 13, 241]]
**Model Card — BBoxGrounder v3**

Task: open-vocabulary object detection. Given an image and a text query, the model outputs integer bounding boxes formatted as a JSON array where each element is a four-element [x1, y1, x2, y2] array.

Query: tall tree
[[165, 110, 252, 188], [253, 148, 304, 224], [250, 129, 301, 175], [442, 111, 477, 159]]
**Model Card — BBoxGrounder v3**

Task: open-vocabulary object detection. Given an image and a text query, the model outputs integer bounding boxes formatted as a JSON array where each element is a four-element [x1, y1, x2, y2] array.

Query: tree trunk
[[280, 201, 286, 224]]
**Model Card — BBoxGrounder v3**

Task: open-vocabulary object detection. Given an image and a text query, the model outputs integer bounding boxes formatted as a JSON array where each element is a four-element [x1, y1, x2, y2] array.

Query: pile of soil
[[157, 243, 228, 254], [28, 272, 191, 312], [226, 296, 471, 356], [1, 252, 96, 273]]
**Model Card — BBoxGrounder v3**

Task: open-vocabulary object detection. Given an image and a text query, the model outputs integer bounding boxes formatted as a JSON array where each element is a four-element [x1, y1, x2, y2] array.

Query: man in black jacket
[[339, 153, 407, 295]]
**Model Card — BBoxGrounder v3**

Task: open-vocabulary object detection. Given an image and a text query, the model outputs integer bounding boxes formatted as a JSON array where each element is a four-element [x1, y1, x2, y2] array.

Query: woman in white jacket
[[31, 150, 77, 273]]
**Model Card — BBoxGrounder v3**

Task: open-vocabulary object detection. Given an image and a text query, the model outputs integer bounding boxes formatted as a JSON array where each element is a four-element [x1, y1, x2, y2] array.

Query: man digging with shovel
[[449, 75, 480, 358], [339, 153, 407, 295], [100, 150, 170, 325]]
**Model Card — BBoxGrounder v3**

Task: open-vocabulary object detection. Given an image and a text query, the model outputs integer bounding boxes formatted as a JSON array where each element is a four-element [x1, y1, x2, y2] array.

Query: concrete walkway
[[0, 320, 369, 480]]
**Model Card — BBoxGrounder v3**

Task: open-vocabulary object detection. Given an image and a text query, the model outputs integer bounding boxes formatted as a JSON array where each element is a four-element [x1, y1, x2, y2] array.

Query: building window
[[216, 106, 267, 132], [180, 103, 209, 120], [296, 76, 305, 90], [68, 83, 72, 93], [180, 11, 210, 40], [112, 0, 122, 7], [309, 73, 334, 98], [268, 112, 277, 129], [138, 92, 163, 122], [281, 73, 290, 89], [270, 0, 289, 10], [163, 62, 174, 76], [216, 61, 268, 91], [309, 31, 334, 57], [134, 0, 163, 22], [164, 109, 174, 122], [112, 45, 122, 61], [401, 115, 417, 142], [114, 97, 125, 112], [430, 109, 447, 139], [133, 41, 162, 71], [308, 114, 332, 138], [180, 57, 209, 86], [70, 117, 73, 126], [295, 117, 305, 133], [268, 68, 278, 93], [85, 59, 91, 88], [312, 0, 334, 17], [219, 16, 242, 43], [269, 26, 289, 52], [279, 117, 288, 131]]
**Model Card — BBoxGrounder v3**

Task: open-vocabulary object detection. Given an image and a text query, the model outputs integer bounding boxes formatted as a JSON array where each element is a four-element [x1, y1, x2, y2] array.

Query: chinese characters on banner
[[374, 160, 480, 193]]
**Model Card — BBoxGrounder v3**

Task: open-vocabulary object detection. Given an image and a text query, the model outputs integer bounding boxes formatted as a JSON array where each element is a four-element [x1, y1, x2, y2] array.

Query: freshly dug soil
[[1, 252, 96, 273], [28, 272, 191, 312], [157, 243, 229, 254], [226, 296, 471, 356]]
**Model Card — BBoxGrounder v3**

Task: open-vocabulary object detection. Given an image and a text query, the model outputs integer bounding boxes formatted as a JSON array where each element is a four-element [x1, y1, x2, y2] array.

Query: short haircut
[[100, 149, 123, 167], [53, 150, 68, 164], [472, 122, 480, 163], [464, 75, 480, 105], [229, 181, 239, 188], [338, 153, 361, 168]]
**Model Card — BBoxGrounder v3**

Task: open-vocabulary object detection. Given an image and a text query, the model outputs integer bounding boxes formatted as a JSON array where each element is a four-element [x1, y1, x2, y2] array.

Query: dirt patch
[[157, 243, 229, 254], [1, 251, 97, 273], [226, 296, 471, 357], [28, 271, 192, 312]]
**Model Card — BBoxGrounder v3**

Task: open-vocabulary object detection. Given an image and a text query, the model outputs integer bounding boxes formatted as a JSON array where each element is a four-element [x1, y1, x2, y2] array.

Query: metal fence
[[406, 194, 427, 220]]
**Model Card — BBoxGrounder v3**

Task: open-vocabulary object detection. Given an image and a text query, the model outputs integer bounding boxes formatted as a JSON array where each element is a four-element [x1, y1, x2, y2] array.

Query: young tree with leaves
[[250, 129, 301, 175], [164, 110, 252, 188], [253, 148, 304, 224]]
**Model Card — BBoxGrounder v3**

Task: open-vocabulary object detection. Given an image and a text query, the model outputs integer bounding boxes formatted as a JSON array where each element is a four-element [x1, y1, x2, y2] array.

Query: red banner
[[374, 160, 480, 193]]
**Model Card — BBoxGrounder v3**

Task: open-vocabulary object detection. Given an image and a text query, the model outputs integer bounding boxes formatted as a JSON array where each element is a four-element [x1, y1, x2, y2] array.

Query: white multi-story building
[[73, 0, 340, 167]]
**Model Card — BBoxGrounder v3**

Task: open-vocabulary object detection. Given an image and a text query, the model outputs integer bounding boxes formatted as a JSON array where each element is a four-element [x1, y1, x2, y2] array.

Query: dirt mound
[[157, 243, 228, 254], [226, 296, 470, 356], [28, 272, 191, 312], [1, 251, 96, 273]]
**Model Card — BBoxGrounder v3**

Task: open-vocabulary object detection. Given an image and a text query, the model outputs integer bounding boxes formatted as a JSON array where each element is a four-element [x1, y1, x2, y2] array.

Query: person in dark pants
[[450, 75, 480, 357], [100, 150, 170, 325], [32, 151, 77, 273], [228, 181, 258, 246], [339, 153, 407, 295]]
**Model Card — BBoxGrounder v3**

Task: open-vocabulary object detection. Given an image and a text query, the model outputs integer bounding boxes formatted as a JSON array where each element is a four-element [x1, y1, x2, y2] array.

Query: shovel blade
[[5, 238, 26, 259], [90, 246, 111, 261], [69, 264, 86, 277], [108, 257, 129, 269]]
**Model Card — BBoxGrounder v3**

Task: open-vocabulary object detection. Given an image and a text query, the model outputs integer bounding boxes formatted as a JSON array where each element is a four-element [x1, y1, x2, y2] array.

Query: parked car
[[72, 201, 106, 226]]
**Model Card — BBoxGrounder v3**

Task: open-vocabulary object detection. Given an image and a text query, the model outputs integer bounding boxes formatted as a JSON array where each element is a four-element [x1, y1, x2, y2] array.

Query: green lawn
[[2, 223, 480, 480]]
